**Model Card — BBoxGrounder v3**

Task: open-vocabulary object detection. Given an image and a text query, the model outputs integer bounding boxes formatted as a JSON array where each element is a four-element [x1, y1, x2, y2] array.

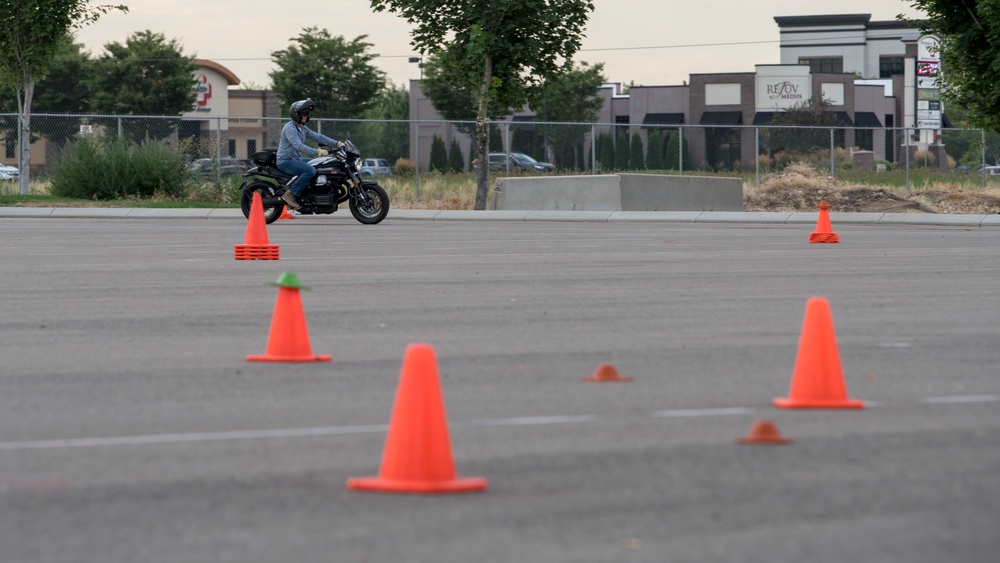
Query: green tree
[[355, 81, 409, 165], [420, 52, 508, 137], [664, 131, 692, 171], [905, 2, 1000, 132], [629, 131, 645, 170], [614, 131, 629, 170], [0, 0, 127, 194], [448, 138, 465, 172], [429, 134, 447, 172], [371, 0, 595, 209], [595, 131, 614, 171], [645, 129, 664, 170], [531, 61, 606, 170], [762, 97, 837, 157], [88, 30, 197, 141], [270, 29, 385, 119]]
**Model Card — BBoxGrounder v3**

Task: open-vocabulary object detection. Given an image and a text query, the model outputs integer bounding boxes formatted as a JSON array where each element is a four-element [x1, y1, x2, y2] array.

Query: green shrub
[[429, 135, 448, 173], [629, 131, 645, 170], [448, 138, 465, 173], [50, 136, 188, 200], [646, 130, 664, 170]]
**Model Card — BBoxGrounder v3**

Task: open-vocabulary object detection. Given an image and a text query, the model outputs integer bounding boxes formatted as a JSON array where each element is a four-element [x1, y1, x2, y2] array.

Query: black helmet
[[290, 99, 316, 124]]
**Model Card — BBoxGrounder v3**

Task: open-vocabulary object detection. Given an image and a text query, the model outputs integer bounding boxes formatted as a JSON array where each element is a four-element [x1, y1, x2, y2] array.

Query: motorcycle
[[239, 140, 390, 225]]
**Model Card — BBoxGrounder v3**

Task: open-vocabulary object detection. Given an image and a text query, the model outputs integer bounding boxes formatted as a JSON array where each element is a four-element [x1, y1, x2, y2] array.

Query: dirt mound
[[745, 164, 1000, 214]]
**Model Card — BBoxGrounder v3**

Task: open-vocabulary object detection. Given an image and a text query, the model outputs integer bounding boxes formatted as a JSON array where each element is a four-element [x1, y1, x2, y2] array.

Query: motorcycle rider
[[277, 99, 342, 210]]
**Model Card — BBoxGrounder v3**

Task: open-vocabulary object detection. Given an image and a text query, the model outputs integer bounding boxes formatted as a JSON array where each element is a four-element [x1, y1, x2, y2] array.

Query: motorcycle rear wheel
[[240, 181, 282, 225], [350, 183, 389, 224]]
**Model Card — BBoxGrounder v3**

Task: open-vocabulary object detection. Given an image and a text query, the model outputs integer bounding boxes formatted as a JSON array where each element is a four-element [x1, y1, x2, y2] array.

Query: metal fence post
[[678, 126, 684, 176], [830, 127, 835, 178], [117, 117, 122, 140], [414, 122, 420, 202], [755, 126, 760, 185], [591, 124, 597, 175], [982, 129, 987, 189], [904, 127, 911, 194]]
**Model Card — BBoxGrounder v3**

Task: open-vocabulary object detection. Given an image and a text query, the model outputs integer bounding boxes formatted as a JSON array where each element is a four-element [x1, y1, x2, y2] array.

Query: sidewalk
[[1, 206, 998, 227]]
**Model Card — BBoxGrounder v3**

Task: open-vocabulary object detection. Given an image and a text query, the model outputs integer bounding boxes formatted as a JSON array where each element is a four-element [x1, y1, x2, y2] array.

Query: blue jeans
[[277, 157, 317, 197]]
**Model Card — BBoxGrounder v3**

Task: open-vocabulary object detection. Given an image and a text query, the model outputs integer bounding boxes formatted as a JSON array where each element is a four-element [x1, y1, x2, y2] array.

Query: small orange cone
[[773, 297, 864, 409], [581, 363, 633, 382], [247, 272, 331, 362], [278, 205, 295, 220], [347, 344, 487, 494], [737, 420, 792, 445], [808, 200, 839, 244], [235, 191, 280, 260]]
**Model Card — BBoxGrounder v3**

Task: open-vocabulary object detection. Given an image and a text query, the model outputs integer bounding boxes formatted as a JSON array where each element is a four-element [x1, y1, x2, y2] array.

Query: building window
[[247, 139, 257, 156], [855, 129, 873, 151], [879, 57, 904, 78], [799, 57, 843, 74], [4, 136, 13, 159], [228, 139, 236, 157]]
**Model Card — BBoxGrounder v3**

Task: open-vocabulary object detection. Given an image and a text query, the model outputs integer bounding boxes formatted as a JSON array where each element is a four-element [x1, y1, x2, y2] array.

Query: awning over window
[[641, 113, 684, 129], [752, 112, 777, 126], [699, 111, 742, 126], [830, 111, 854, 127], [854, 112, 883, 128]]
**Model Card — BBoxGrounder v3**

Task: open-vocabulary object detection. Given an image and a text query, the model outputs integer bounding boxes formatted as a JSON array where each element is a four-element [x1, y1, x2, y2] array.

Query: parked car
[[0, 164, 18, 181], [472, 152, 555, 173], [188, 157, 249, 178], [358, 158, 391, 177], [982, 165, 1000, 176]]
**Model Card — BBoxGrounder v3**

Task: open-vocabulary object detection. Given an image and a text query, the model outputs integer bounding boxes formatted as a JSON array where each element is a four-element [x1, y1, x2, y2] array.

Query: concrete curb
[[1, 207, 997, 227]]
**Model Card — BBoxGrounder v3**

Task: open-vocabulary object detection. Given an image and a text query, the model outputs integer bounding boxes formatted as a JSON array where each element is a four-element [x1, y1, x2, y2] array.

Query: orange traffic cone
[[246, 272, 331, 362], [581, 363, 633, 382], [235, 191, 280, 260], [773, 297, 864, 409], [278, 205, 295, 220], [347, 344, 488, 494], [736, 420, 792, 445], [808, 200, 839, 244]]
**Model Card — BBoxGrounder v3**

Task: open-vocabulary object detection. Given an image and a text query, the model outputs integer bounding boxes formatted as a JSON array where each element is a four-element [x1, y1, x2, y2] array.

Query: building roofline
[[774, 14, 872, 28], [193, 59, 240, 86]]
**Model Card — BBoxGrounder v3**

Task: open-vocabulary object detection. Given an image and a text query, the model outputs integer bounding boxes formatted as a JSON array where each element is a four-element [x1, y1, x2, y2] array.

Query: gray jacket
[[276, 121, 339, 163]]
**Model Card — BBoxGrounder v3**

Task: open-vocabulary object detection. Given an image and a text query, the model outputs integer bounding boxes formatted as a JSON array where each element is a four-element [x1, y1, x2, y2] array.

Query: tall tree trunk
[[474, 55, 493, 210], [16, 79, 33, 196]]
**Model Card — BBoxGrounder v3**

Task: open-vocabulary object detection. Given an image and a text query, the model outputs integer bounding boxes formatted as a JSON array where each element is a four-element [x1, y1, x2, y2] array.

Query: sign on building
[[916, 35, 941, 130]]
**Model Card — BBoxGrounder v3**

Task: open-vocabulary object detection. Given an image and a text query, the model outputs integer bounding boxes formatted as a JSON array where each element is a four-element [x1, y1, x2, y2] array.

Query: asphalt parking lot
[[0, 213, 998, 563]]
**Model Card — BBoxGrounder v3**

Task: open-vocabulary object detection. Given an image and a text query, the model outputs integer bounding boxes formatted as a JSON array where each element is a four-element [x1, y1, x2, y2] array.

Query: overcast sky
[[72, 0, 926, 93]]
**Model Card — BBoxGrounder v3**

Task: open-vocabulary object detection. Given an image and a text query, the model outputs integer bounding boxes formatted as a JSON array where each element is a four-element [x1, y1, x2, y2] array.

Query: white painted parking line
[[0, 424, 388, 451], [650, 407, 753, 418], [0, 396, 992, 452], [920, 395, 1000, 404]]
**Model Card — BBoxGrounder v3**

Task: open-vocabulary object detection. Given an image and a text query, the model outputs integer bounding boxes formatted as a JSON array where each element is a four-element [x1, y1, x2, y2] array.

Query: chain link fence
[[2, 113, 998, 196]]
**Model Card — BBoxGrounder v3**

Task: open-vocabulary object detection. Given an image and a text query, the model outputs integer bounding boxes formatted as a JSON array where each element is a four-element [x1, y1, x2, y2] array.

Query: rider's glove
[[317, 149, 329, 156], [336, 140, 346, 149]]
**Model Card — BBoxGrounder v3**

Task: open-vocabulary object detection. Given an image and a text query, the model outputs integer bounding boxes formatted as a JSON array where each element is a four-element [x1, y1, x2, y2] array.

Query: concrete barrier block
[[492, 175, 621, 211], [619, 174, 743, 212]]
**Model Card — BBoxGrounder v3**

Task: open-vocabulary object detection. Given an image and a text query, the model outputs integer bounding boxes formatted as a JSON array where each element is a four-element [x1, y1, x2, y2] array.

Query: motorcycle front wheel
[[240, 181, 282, 225], [350, 183, 390, 224]]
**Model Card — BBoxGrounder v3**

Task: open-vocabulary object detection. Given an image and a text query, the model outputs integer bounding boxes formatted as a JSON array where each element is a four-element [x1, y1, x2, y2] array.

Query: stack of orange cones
[[247, 272, 331, 363], [808, 200, 839, 244], [736, 420, 792, 445], [235, 191, 280, 260], [581, 363, 633, 382], [347, 344, 488, 494], [773, 297, 864, 409]]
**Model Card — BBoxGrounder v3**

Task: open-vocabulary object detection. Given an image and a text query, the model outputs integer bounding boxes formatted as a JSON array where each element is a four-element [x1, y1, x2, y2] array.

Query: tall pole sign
[[916, 35, 942, 130]]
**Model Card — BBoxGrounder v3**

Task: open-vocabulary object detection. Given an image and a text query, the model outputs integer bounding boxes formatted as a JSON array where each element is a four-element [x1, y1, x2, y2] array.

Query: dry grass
[[745, 162, 1000, 214]]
